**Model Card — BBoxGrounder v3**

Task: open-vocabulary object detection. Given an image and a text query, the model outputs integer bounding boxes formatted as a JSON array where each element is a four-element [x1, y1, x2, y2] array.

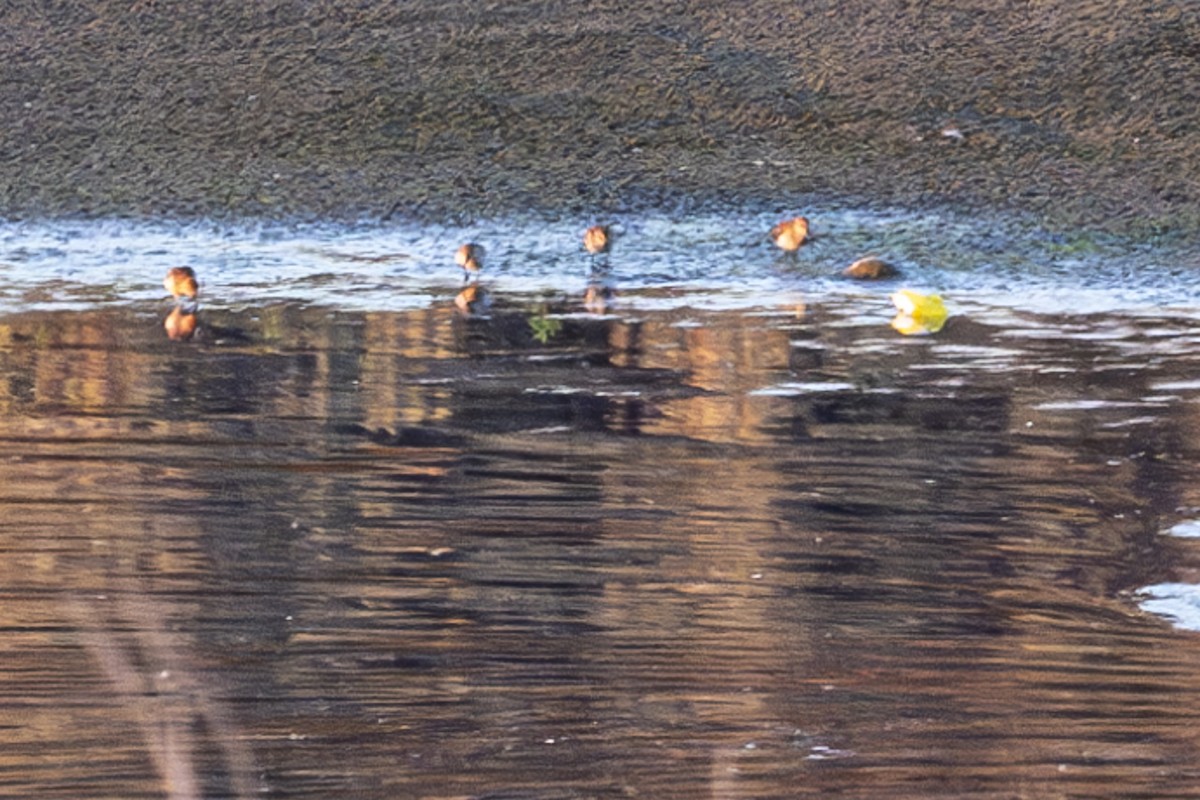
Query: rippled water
[[1, 208, 1196, 315], [4, 212, 1200, 798]]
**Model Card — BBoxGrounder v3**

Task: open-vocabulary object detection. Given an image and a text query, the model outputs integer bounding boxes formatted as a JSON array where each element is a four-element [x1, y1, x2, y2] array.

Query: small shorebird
[[455, 243, 485, 280], [163, 266, 199, 300], [844, 256, 899, 280], [583, 225, 613, 257], [770, 216, 810, 253]]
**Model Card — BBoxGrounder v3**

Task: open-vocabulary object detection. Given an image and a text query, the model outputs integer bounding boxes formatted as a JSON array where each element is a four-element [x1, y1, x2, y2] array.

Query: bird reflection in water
[[454, 281, 491, 317], [584, 279, 616, 315], [163, 305, 199, 341]]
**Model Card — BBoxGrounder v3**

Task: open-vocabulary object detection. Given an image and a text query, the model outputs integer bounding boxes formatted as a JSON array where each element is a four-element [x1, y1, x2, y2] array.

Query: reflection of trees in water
[[4, 303, 1200, 795], [65, 582, 260, 800], [0, 301, 767, 442]]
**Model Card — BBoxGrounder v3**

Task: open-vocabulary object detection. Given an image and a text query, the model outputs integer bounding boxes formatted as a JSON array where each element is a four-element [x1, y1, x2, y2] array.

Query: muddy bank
[[2, 0, 1199, 235]]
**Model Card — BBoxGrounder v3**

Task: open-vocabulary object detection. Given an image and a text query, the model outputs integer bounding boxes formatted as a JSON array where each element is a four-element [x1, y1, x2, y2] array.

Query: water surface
[[3, 213, 1200, 798]]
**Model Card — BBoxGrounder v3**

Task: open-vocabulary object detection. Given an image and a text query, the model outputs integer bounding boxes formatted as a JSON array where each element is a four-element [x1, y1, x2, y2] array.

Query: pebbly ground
[[2, 0, 1199, 239]]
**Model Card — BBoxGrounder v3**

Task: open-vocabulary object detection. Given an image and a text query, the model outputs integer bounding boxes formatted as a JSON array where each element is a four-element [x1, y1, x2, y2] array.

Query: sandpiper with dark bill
[[163, 266, 199, 300], [770, 216, 810, 253], [455, 243, 485, 281], [584, 281, 615, 315], [583, 224, 613, 257]]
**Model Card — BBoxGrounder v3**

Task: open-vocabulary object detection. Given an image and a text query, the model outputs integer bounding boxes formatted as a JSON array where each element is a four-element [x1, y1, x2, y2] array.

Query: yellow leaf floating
[[890, 289, 948, 335]]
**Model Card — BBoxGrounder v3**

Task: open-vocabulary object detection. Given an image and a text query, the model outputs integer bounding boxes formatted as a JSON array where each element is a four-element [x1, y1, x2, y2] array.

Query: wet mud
[[3, 1, 1200, 235]]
